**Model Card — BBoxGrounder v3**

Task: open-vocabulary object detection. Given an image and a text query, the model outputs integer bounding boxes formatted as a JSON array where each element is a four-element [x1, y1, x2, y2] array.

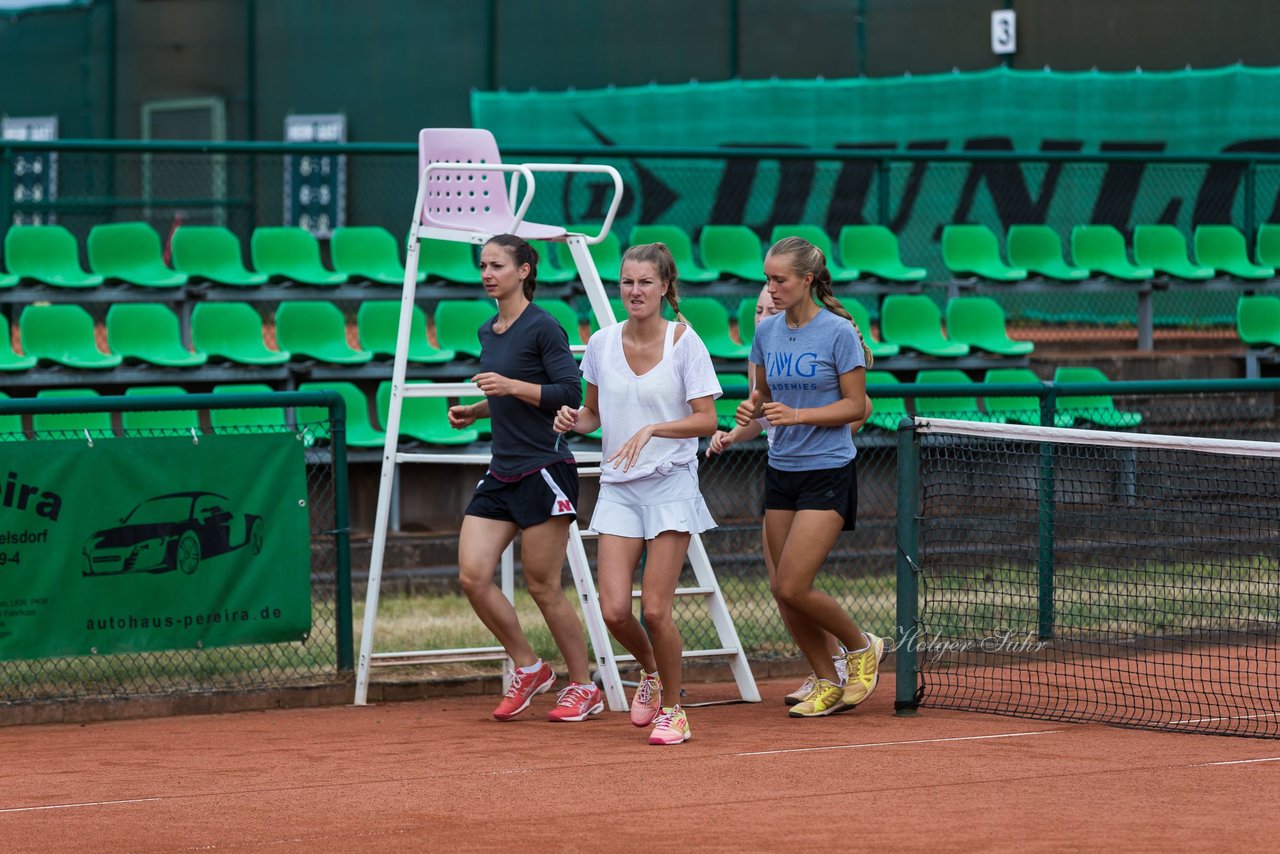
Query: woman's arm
[[609, 396, 718, 471], [762, 368, 867, 427]]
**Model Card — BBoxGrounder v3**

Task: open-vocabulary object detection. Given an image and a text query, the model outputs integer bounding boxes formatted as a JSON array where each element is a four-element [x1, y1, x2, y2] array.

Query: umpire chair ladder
[[353, 128, 758, 709]]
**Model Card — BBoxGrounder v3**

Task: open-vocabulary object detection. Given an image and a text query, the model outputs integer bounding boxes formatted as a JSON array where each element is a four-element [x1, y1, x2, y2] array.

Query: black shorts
[[764, 460, 858, 531], [465, 461, 579, 529]]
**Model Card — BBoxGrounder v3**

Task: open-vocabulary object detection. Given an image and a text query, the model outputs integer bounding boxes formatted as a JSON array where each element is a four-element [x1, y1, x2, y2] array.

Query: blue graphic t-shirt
[[749, 309, 866, 471]]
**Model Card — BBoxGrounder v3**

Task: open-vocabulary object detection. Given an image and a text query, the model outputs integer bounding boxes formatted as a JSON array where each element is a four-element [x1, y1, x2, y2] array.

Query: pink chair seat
[[418, 128, 567, 240]]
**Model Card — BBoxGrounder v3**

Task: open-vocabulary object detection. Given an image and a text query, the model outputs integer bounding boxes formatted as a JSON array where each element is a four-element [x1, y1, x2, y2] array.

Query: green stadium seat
[[769, 225, 859, 282], [679, 296, 750, 359], [837, 297, 900, 360], [1133, 225, 1214, 281], [941, 225, 1027, 282], [535, 298, 587, 349], [377, 380, 479, 445], [0, 263, 16, 288], [945, 296, 1034, 356], [1255, 224, 1280, 268], [837, 225, 927, 282], [1236, 295, 1280, 346], [191, 302, 291, 365], [275, 301, 374, 365], [171, 226, 269, 287], [1070, 225, 1154, 281], [981, 368, 1073, 427], [250, 227, 348, 286], [106, 304, 208, 368], [1052, 366, 1144, 428], [713, 372, 749, 428], [4, 225, 104, 288], [356, 301, 456, 363], [33, 389, 114, 439], [1006, 225, 1089, 281], [527, 240, 577, 284], [0, 313, 37, 371], [87, 222, 188, 288], [19, 304, 123, 369], [209, 384, 286, 433], [330, 226, 425, 285], [1193, 225, 1275, 281], [556, 227, 623, 282], [458, 393, 493, 439], [863, 372, 911, 431], [914, 369, 1000, 422], [297, 381, 387, 448], [699, 225, 765, 281], [434, 299, 493, 359], [880, 294, 970, 357], [121, 386, 201, 433], [629, 225, 720, 283], [0, 391, 24, 441], [422, 238, 481, 285]]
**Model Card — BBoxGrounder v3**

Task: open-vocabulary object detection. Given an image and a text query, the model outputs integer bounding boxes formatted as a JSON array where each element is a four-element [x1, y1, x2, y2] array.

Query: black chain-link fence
[[0, 392, 351, 706]]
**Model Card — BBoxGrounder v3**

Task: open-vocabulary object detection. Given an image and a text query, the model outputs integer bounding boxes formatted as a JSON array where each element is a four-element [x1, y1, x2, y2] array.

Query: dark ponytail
[[767, 236, 874, 368], [484, 233, 539, 300]]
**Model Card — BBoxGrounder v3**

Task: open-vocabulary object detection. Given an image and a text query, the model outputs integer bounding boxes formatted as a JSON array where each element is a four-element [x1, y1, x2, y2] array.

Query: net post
[[894, 416, 921, 716], [329, 392, 355, 673], [1037, 424, 1056, 643]]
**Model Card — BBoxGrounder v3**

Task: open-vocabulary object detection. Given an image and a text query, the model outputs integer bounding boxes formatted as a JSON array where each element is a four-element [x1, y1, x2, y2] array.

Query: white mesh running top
[[581, 320, 721, 484]]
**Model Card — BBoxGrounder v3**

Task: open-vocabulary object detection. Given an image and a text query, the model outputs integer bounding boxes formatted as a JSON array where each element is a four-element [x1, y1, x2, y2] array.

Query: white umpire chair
[[353, 128, 759, 709]]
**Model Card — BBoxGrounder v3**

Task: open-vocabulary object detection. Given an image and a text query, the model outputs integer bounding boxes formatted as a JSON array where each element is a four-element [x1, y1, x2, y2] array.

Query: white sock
[[518, 659, 544, 675]]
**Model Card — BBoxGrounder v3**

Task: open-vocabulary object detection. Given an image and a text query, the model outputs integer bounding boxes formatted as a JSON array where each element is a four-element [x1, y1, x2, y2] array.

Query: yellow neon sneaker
[[843, 632, 886, 708], [788, 678, 846, 717]]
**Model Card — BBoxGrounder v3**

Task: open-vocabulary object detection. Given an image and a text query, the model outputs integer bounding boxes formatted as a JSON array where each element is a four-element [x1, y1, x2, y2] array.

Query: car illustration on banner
[[82, 492, 265, 576]]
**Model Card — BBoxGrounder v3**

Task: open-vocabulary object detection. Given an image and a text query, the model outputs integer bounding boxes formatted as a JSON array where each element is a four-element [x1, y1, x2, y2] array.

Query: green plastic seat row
[[862, 367, 1140, 429], [880, 294, 1034, 358], [1237, 295, 1280, 347]]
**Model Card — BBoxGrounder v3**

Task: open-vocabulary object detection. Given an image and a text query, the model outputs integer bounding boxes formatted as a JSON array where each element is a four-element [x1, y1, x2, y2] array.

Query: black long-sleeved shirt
[[476, 303, 582, 479]]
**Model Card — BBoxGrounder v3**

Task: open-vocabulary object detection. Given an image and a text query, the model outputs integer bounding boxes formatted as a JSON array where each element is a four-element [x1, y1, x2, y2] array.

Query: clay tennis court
[[3, 671, 1277, 852]]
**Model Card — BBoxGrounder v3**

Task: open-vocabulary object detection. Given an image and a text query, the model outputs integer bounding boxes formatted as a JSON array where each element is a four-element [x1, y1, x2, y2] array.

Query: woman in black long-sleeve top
[[446, 234, 601, 723]]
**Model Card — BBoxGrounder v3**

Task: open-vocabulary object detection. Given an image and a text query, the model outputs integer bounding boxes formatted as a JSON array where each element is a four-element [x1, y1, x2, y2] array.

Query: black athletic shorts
[[764, 460, 857, 531], [465, 460, 579, 529]]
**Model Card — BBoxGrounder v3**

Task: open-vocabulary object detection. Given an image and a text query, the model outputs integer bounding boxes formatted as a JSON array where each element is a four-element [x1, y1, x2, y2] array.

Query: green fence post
[[894, 417, 921, 716], [1244, 160, 1258, 255], [1037, 385, 1057, 640], [876, 158, 891, 226], [329, 393, 354, 673]]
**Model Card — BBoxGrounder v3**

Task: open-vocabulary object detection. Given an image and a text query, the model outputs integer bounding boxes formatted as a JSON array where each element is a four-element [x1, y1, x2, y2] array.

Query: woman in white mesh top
[[554, 242, 721, 746]]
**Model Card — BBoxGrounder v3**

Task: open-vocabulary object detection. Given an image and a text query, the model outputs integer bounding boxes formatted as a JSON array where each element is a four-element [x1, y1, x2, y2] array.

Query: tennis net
[[894, 418, 1280, 738]]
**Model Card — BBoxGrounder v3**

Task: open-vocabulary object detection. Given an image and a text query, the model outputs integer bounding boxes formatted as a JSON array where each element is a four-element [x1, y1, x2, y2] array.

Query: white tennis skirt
[[589, 465, 717, 540]]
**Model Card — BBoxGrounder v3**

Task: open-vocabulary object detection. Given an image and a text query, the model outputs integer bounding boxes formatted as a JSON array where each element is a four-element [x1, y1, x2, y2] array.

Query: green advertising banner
[[474, 65, 1280, 153], [0, 434, 312, 660]]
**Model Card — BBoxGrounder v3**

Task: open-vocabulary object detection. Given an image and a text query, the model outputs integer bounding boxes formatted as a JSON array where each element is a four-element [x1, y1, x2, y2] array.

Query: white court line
[[735, 729, 1061, 757], [0, 797, 161, 814], [1168, 712, 1280, 725], [1194, 756, 1280, 767]]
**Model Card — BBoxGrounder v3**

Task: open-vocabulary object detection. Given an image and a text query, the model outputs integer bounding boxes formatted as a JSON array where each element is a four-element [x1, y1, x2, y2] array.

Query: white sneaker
[[784, 673, 818, 706]]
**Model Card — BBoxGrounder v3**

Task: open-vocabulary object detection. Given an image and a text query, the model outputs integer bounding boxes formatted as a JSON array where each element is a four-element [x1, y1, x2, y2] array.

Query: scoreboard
[[283, 114, 346, 238], [2, 116, 58, 226]]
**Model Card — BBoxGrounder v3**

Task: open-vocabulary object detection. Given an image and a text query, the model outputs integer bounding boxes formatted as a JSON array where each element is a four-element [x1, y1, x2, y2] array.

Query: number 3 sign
[[991, 9, 1016, 56]]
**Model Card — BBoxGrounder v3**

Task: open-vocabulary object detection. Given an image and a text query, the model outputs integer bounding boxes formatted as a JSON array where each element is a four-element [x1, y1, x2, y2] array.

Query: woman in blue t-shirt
[[735, 236, 884, 718]]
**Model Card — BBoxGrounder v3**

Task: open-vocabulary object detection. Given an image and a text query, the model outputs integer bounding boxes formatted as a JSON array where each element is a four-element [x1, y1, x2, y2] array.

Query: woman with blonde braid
[[735, 236, 884, 717], [555, 242, 721, 745]]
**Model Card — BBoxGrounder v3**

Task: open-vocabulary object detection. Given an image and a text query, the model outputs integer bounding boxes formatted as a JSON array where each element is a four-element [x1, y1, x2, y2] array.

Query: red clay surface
[[3, 671, 1279, 852]]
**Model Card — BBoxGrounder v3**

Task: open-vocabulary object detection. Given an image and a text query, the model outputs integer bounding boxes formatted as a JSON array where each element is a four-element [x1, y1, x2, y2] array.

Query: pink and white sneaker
[[492, 662, 555, 721], [547, 682, 604, 722], [630, 670, 662, 727], [648, 705, 691, 745]]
